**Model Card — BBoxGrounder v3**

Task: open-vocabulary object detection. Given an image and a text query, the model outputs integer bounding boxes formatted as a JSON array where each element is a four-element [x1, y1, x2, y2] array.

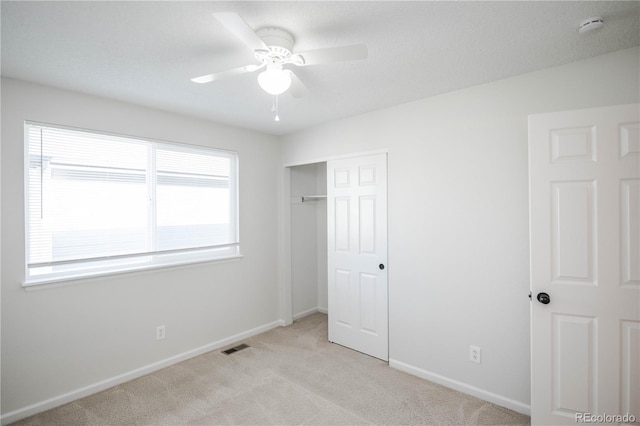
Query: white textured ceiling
[[2, 1, 639, 135]]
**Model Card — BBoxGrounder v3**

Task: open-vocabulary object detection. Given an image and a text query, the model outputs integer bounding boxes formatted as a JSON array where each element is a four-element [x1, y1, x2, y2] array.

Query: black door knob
[[537, 292, 550, 305], [379, 264, 385, 270]]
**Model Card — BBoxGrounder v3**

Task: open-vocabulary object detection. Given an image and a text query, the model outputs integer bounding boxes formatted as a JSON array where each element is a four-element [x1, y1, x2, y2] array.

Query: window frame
[[23, 121, 241, 287]]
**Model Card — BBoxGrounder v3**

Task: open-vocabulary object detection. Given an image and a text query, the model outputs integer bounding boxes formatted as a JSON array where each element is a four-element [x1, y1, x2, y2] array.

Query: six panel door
[[529, 104, 640, 425], [327, 153, 388, 361]]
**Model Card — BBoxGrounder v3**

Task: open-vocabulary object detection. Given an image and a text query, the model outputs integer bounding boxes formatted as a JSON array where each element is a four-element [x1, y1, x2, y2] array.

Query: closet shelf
[[301, 195, 327, 203]]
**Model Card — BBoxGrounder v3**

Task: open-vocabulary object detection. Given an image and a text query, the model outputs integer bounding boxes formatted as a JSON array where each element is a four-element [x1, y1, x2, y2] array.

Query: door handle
[[379, 264, 385, 270], [536, 292, 550, 305]]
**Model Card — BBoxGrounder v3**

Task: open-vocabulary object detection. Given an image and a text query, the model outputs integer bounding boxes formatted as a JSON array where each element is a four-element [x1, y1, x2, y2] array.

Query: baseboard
[[0, 319, 285, 425], [389, 359, 531, 416], [292, 306, 327, 320]]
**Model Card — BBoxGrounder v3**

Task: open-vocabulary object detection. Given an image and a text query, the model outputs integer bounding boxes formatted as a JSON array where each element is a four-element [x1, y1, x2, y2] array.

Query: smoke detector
[[579, 17, 604, 35]]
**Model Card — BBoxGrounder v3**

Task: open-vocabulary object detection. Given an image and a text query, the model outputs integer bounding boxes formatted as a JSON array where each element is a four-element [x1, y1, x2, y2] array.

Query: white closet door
[[327, 153, 388, 361], [529, 104, 640, 425]]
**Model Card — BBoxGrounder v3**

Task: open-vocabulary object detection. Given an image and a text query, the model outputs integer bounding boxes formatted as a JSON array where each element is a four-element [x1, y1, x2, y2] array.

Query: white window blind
[[24, 123, 239, 285]]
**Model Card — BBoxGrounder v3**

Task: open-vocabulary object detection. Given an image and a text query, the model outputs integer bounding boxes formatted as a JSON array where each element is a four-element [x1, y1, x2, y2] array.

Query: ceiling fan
[[191, 12, 368, 120]]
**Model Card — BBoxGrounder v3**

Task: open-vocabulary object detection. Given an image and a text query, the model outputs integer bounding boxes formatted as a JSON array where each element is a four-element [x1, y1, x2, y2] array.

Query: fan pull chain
[[274, 95, 280, 122]]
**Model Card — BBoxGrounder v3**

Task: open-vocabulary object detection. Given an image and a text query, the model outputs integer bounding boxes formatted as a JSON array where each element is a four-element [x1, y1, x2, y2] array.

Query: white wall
[[1, 78, 281, 419], [280, 47, 640, 411]]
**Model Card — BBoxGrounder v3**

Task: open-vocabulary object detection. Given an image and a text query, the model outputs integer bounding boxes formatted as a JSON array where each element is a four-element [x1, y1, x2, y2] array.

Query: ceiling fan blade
[[295, 44, 367, 66], [212, 12, 268, 52], [287, 70, 309, 98], [191, 64, 262, 84]]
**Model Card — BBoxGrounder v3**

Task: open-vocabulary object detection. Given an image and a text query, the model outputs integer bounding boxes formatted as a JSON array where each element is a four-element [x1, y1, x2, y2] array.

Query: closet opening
[[287, 162, 328, 321]]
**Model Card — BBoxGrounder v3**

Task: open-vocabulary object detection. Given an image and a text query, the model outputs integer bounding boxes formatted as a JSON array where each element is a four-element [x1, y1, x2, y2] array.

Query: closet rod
[[301, 195, 327, 203]]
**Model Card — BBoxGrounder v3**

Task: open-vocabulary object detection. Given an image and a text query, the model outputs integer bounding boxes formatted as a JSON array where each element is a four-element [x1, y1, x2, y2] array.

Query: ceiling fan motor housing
[[256, 28, 294, 58]]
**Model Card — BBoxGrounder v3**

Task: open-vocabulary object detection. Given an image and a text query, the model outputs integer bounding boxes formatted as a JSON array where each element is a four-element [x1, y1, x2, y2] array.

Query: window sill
[[22, 254, 244, 290]]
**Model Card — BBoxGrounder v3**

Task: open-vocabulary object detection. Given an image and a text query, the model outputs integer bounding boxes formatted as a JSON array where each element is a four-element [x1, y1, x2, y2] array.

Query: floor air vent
[[222, 343, 250, 355]]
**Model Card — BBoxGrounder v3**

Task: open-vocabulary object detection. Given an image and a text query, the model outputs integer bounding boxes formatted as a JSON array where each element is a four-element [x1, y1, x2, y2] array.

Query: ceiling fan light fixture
[[258, 65, 292, 95]]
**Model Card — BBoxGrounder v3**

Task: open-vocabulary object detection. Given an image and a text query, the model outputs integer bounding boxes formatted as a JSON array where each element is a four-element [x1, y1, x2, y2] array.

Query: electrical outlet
[[470, 345, 481, 364], [156, 325, 166, 340]]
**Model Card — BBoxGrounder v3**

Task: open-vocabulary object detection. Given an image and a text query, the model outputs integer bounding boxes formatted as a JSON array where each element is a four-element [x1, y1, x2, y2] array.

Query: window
[[24, 122, 239, 285]]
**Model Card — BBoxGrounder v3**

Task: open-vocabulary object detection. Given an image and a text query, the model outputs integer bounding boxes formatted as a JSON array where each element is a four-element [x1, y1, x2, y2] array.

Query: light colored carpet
[[13, 313, 530, 425]]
